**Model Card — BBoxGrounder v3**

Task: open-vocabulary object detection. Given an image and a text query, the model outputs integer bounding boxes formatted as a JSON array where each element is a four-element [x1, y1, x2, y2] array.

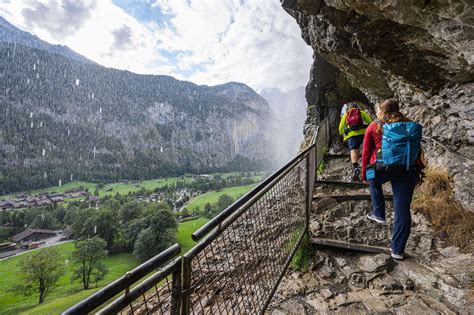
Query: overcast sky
[[0, 0, 313, 92]]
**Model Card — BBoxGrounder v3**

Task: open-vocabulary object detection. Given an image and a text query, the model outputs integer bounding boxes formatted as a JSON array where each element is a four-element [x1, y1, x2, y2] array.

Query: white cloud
[[152, 0, 313, 91], [0, 0, 165, 73], [0, 0, 313, 91]]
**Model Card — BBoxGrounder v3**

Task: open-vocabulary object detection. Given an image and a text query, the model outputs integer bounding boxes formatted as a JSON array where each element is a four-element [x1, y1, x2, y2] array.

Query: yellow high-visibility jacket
[[338, 110, 372, 142]]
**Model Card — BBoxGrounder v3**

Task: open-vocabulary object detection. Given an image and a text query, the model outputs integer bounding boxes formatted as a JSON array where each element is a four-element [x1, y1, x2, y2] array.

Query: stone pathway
[[269, 153, 474, 314]]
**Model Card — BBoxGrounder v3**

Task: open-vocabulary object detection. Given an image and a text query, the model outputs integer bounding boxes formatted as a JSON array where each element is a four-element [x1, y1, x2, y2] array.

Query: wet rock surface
[[282, 0, 474, 210], [269, 155, 474, 314]]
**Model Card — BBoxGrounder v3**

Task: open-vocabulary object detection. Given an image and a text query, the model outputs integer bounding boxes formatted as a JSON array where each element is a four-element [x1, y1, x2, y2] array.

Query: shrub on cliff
[[413, 167, 474, 251]]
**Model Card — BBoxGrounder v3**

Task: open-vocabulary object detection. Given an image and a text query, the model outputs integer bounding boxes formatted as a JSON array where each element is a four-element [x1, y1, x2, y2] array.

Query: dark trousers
[[369, 169, 418, 254]]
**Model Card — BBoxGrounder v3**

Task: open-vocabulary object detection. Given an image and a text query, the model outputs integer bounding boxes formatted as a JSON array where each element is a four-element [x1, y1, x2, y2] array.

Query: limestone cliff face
[[282, 0, 473, 209]]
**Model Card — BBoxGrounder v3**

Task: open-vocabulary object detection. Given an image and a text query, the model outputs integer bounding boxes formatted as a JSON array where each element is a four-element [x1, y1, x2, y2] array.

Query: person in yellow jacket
[[339, 102, 372, 181]]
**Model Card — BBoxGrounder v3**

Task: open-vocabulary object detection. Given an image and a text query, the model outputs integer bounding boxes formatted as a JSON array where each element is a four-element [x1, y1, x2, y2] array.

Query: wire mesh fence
[[182, 150, 312, 314], [316, 118, 330, 171], [63, 245, 181, 315], [99, 257, 182, 315], [65, 118, 329, 315]]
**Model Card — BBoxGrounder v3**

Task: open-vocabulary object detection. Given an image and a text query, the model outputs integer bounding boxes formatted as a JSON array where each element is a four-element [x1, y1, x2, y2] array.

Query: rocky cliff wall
[[282, 0, 473, 210]]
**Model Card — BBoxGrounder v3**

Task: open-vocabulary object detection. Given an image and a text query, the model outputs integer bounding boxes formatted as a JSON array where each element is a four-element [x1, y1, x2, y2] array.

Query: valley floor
[[0, 217, 210, 315], [0, 178, 262, 314]]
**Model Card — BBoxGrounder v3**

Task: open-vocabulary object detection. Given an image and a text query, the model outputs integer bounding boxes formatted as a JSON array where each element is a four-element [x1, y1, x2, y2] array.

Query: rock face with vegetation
[[282, 0, 473, 210], [0, 21, 280, 194]]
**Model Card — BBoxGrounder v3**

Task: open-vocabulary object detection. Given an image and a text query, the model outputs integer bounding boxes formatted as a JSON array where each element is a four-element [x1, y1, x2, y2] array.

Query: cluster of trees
[[0, 193, 178, 261], [69, 199, 177, 261], [0, 203, 63, 241], [8, 194, 179, 305], [13, 236, 109, 304], [202, 194, 236, 219]]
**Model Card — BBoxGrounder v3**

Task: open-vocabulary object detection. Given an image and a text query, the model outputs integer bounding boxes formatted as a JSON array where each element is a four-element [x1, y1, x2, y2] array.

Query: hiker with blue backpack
[[339, 102, 372, 181], [361, 99, 424, 260]]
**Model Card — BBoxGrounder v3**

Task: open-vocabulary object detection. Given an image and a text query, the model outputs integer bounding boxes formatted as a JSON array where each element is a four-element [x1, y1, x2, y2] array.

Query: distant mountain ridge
[[0, 16, 92, 64], [0, 19, 279, 194]]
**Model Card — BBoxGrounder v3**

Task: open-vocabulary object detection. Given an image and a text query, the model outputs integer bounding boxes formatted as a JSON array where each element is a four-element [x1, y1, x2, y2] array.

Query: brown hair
[[376, 99, 408, 133]]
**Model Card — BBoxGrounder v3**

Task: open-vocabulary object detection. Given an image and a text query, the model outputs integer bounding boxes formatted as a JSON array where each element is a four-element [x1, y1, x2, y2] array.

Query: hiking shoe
[[391, 252, 404, 260], [366, 213, 386, 224], [352, 167, 361, 182], [390, 248, 404, 260]]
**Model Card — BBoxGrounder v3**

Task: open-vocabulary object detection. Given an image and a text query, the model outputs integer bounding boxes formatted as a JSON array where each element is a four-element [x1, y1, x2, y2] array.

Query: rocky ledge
[[269, 246, 473, 314]]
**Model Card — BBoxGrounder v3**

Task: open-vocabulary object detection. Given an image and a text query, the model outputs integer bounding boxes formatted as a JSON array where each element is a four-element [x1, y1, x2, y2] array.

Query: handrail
[[192, 117, 329, 242], [63, 244, 181, 315], [423, 136, 473, 162], [67, 116, 331, 315], [192, 143, 314, 241], [98, 257, 182, 315], [187, 150, 309, 257]]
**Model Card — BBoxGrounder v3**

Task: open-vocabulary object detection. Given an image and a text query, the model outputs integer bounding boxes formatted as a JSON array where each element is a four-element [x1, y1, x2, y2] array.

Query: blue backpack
[[378, 122, 422, 170]]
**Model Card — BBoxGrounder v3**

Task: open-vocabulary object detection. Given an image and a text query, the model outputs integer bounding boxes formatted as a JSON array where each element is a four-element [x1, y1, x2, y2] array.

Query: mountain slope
[[0, 43, 278, 194]]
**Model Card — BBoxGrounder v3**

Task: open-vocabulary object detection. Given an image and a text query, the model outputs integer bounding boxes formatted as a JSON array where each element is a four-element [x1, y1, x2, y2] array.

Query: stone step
[[315, 180, 368, 187], [326, 154, 351, 159], [309, 237, 390, 254], [313, 194, 393, 201]]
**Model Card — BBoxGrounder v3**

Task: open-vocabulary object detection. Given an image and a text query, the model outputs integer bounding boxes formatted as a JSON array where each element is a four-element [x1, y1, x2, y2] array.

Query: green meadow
[[0, 174, 262, 314], [0, 171, 265, 201], [185, 184, 258, 212], [0, 217, 209, 315], [0, 176, 194, 200], [0, 242, 139, 315]]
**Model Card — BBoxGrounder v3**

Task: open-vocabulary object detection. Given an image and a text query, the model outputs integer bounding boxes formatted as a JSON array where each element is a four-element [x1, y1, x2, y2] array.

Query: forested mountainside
[[282, 0, 473, 210], [0, 42, 278, 194]]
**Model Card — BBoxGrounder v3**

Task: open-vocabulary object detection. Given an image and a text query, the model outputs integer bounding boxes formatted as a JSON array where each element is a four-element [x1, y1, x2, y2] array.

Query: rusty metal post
[[305, 153, 311, 229], [171, 257, 182, 315], [181, 256, 192, 315], [325, 118, 329, 147], [306, 146, 316, 228]]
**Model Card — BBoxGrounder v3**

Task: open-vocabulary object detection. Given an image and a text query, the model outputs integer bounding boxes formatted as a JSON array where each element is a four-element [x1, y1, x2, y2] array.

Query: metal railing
[[63, 244, 181, 314], [423, 136, 474, 163], [314, 117, 330, 169], [65, 118, 330, 315]]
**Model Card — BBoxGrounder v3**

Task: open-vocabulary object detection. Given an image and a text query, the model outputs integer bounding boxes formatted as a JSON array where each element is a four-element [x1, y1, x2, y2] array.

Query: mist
[[260, 86, 307, 168]]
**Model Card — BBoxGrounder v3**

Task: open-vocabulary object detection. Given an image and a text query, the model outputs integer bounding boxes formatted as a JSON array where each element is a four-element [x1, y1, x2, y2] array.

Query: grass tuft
[[416, 167, 450, 196], [412, 167, 474, 252], [290, 233, 312, 272]]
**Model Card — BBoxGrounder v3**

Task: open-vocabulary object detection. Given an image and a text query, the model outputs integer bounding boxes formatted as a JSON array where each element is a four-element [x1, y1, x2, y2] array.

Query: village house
[[12, 228, 57, 243], [86, 196, 100, 208], [61, 227, 75, 240], [48, 196, 64, 203], [0, 201, 15, 210], [36, 198, 53, 206], [14, 201, 28, 209]]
